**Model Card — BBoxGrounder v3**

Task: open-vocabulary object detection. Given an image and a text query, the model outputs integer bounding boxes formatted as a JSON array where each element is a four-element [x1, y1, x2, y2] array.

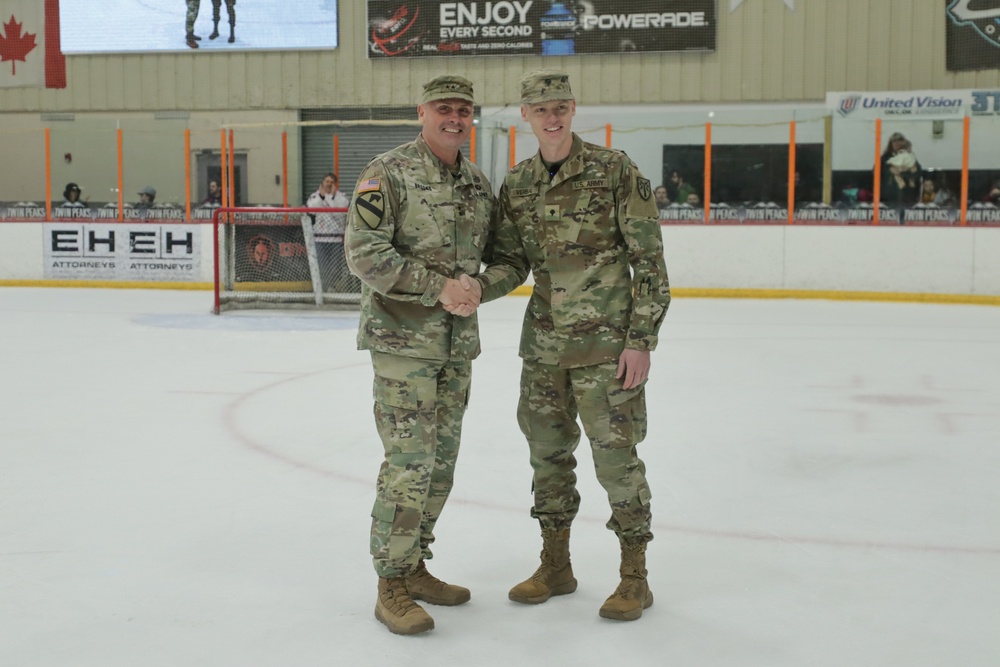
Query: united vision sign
[[827, 90, 973, 120]]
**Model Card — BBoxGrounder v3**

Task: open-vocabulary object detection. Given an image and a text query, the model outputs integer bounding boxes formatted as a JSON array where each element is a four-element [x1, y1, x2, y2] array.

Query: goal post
[[212, 207, 360, 314]]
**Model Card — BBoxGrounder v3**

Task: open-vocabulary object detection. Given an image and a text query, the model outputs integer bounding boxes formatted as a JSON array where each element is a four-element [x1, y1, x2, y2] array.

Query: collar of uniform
[[530, 133, 585, 186], [415, 132, 468, 184]]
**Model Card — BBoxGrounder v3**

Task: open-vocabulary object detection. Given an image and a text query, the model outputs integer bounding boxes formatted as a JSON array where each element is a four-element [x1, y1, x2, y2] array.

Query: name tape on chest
[[572, 178, 610, 190], [510, 187, 535, 198]]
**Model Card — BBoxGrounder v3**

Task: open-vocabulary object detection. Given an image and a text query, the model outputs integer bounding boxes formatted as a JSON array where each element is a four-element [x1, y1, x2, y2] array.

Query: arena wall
[[2, 223, 998, 302], [2, 1, 998, 114]]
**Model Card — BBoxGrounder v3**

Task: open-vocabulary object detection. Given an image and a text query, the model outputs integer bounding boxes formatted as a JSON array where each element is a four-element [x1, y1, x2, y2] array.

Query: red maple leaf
[[0, 15, 38, 76]]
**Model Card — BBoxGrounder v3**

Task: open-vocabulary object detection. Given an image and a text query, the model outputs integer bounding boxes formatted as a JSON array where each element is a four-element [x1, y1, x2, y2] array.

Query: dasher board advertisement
[[59, 0, 339, 54], [366, 1, 716, 58]]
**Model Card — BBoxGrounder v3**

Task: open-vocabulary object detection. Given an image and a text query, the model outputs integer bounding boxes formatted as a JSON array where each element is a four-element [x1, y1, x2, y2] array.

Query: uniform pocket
[[373, 375, 421, 444], [607, 384, 647, 447]]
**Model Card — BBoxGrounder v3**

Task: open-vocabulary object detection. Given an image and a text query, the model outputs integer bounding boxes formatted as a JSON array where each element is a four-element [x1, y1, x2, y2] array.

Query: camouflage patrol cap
[[422, 75, 475, 104], [519, 69, 574, 105]]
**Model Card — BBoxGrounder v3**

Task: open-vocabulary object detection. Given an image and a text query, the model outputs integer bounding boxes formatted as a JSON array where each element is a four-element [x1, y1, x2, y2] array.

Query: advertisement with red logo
[[367, 1, 716, 58], [233, 225, 312, 283]]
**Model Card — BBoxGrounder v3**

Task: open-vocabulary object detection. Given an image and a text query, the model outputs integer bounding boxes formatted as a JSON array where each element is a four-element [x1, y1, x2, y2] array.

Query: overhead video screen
[[59, 0, 339, 54]]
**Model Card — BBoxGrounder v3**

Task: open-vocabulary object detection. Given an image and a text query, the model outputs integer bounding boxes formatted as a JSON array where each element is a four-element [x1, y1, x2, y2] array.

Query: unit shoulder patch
[[636, 177, 651, 201], [355, 191, 386, 229]]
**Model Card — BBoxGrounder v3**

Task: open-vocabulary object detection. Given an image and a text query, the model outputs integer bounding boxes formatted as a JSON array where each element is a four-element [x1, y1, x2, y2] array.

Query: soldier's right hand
[[438, 278, 481, 314]]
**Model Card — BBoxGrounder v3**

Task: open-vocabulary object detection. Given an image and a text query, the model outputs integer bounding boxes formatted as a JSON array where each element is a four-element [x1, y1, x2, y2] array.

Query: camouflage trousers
[[212, 0, 236, 25], [185, 0, 200, 34], [517, 359, 653, 543], [369, 351, 472, 578]]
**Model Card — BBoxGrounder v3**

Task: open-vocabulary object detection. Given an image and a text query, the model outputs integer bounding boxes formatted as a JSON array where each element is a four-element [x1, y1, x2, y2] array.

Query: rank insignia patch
[[355, 191, 386, 229]]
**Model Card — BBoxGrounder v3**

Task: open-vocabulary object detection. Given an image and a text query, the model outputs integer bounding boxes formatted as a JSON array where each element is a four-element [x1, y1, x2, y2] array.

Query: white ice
[[1, 288, 998, 666], [59, 0, 340, 53]]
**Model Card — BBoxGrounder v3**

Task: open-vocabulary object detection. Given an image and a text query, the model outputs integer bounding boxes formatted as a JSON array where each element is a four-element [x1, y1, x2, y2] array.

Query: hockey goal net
[[212, 207, 360, 314]]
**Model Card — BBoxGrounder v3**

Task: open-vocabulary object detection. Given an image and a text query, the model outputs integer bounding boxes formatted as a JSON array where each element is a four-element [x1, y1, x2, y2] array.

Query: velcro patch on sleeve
[[357, 178, 381, 193], [355, 191, 386, 229]]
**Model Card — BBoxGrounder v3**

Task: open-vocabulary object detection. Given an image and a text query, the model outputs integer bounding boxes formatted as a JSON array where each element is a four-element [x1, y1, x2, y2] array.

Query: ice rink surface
[[60, 0, 340, 53], [1, 287, 998, 667]]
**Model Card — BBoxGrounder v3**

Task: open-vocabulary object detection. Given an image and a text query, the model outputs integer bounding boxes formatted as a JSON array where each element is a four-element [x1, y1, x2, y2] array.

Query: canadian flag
[[0, 0, 66, 88]]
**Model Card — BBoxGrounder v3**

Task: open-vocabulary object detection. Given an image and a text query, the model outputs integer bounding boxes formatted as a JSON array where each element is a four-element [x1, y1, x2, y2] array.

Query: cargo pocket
[[373, 375, 422, 448], [370, 499, 422, 562], [607, 384, 648, 447], [515, 372, 534, 440]]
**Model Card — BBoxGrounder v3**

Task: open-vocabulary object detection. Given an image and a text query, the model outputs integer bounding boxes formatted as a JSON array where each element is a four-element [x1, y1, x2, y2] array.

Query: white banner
[[827, 89, 1000, 120], [43, 223, 202, 282], [0, 0, 44, 87]]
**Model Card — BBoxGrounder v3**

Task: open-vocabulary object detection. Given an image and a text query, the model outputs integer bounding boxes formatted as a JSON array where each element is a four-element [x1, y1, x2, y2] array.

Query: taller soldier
[[470, 70, 670, 621], [345, 75, 495, 636]]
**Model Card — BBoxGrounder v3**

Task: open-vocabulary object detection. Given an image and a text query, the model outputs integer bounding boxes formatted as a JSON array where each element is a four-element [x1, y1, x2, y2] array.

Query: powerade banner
[[946, 0, 1000, 72], [366, 1, 716, 58]]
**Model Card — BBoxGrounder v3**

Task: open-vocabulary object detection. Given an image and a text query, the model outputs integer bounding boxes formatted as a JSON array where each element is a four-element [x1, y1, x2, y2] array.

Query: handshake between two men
[[438, 274, 482, 318]]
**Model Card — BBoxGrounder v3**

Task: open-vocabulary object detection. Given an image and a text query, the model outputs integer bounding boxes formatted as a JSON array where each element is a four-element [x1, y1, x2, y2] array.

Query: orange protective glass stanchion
[[704, 123, 712, 223], [117, 128, 124, 221], [184, 129, 192, 221], [960, 116, 970, 227], [788, 121, 797, 224], [220, 130, 228, 209], [605, 123, 612, 148], [873, 118, 882, 226], [228, 129, 235, 206], [282, 132, 289, 207], [509, 126, 516, 168], [44, 128, 51, 220], [470, 125, 476, 163], [333, 134, 340, 177]]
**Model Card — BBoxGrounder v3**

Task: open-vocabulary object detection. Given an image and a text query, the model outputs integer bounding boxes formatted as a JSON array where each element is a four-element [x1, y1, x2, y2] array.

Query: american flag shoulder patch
[[357, 178, 381, 193]]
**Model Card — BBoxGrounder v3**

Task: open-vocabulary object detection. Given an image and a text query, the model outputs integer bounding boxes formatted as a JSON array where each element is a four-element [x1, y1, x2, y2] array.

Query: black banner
[[366, 1, 716, 58], [946, 0, 1000, 71]]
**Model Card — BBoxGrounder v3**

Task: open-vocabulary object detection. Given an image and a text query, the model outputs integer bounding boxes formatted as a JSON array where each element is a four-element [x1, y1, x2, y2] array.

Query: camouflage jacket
[[345, 133, 496, 362], [478, 133, 670, 368]]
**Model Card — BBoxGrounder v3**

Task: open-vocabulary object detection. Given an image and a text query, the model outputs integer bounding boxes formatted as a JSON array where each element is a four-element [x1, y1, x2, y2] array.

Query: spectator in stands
[[685, 192, 701, 207], [306, 172, 354, 291], [671, 170, 697, 206], [136, 186, 157, 210], [201, 180, 222, 207], [62, 183, 87, 208], [883, 140, 921, 222], [985, 178, 1000, 206], [878, 132, 910, 177], [654, 185, 670, 212]]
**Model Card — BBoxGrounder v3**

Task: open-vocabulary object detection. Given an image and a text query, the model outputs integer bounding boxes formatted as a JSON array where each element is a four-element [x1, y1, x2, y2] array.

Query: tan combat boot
[[508, 528, 578, 604], [375, 576, 435, 635], [406, 560, 471, 606], [599, 541, 654, 621]]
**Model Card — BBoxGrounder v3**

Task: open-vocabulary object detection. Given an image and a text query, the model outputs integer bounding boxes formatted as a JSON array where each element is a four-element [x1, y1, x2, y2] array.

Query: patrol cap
[[139, 186, 156, 197], [421, 75, 475, 105], [519, 69, 574, 105]]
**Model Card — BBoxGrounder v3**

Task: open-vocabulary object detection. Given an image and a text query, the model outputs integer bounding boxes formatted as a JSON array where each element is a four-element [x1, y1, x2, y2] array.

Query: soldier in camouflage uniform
[[209, 0, 237, 43], [185, 0, 202, 49], [345, 75, 495, 636], [471, 70, 670, 622]]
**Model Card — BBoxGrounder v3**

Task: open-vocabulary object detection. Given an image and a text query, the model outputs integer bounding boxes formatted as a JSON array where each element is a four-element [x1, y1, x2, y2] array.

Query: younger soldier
[[469, 70, 670, 621], [345, 75, 494, 635]]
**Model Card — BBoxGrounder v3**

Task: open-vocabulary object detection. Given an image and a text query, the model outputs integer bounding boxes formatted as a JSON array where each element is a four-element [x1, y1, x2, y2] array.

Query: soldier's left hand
[[617, 348, 651, 390]]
